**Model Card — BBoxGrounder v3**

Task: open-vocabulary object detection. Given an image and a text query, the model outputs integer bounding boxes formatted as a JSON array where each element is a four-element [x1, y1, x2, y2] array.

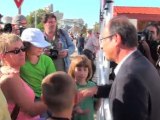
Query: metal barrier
[[95, 50, 112, 120], [96, 0, 114, 120]]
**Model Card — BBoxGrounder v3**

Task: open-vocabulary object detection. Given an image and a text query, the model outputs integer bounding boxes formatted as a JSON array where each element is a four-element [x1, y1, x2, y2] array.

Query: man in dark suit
[[80, 16, 160, 120]]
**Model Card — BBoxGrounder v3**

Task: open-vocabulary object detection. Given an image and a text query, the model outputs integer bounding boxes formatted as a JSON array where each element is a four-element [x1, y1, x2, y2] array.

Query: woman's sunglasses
[[5, 47, 26, 54]]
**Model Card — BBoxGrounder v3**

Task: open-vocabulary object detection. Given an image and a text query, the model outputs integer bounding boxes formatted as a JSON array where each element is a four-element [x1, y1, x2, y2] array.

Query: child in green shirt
[[68, 55, 101, 120]]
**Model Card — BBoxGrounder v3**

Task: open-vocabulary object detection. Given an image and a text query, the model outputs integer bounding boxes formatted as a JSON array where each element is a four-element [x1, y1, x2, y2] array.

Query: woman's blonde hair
[[68, 55, 92, 81], [0, 33, 22, 54]]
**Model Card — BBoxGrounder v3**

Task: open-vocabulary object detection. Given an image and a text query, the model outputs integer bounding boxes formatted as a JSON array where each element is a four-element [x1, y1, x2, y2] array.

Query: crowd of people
[[0, 12, 160, 120]]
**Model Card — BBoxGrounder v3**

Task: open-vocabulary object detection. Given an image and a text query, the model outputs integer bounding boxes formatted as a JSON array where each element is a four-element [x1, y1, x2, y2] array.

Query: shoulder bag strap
[[59, 29, 69, 47], [11, 104, 20, 120]]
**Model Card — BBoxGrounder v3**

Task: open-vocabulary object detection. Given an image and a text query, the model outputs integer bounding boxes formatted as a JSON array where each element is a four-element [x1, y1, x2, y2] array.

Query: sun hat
[[21, 28, 51, 48], [12, 14, 26, 25]]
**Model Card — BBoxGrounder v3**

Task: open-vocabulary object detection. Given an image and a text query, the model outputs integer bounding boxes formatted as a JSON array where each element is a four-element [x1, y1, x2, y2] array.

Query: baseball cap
[[12, 14, 26, 25], [21, 28, 51, 48]]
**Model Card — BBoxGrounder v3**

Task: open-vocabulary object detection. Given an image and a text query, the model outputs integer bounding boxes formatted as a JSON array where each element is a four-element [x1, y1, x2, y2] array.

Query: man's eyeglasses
[[5, 47, 26, 54], [100, 34, 115, 42]]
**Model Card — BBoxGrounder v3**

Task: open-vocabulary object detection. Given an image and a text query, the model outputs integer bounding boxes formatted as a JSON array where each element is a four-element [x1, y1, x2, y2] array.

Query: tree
[[26, 9, 47, 30], [93, 22, 100, 33], [81, 23, 88, 35]]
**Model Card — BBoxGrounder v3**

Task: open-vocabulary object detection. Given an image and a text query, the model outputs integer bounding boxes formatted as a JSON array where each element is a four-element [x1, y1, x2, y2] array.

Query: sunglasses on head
[[5, 47, 26, 54]]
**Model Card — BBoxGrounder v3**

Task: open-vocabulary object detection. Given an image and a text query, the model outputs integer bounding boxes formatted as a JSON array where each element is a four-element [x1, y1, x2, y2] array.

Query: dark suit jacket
[[96, 50, 160, 120]]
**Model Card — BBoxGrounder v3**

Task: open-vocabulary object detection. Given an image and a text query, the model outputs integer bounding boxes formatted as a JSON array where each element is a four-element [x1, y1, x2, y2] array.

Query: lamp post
[[34, 11, 37, 28]]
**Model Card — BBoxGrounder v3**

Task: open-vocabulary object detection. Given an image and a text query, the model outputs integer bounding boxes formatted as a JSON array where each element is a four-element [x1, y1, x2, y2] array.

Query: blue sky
[[0, 0, 160, 28]]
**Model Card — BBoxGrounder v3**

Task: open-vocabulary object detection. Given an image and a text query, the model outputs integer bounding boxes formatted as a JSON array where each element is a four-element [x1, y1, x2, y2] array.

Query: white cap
[[21, 28, 50, 48], [1, 16, 12, 24]]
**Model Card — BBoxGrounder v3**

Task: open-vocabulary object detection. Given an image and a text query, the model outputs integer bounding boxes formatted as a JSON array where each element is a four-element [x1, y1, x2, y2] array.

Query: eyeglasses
[[100, 34, 115, 42], [5, 47, 26, 54]]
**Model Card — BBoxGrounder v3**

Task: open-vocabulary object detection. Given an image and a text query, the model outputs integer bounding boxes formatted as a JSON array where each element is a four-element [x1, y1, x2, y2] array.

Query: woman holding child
[[0, 33, 47, 120]]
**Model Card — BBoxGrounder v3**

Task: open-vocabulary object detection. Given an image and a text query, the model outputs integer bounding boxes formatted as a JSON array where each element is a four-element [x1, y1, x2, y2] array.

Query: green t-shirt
[[74, 81, 97, 120], [20, 54, 56, 97]]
